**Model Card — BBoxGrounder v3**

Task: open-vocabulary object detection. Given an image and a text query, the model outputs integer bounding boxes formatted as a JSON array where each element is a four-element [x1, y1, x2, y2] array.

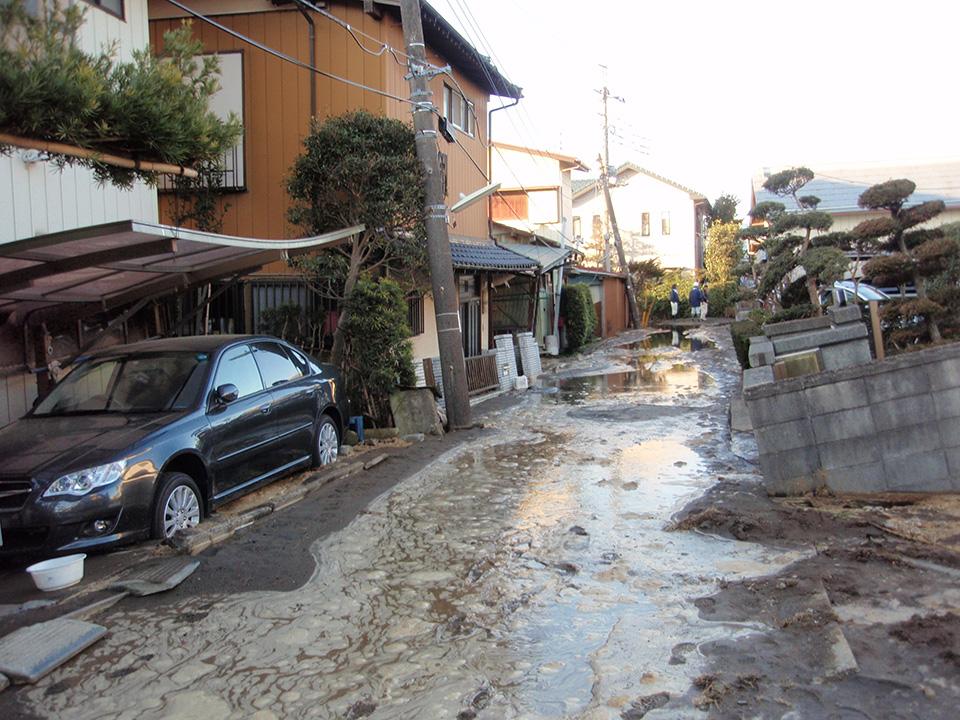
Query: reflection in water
[[621, 331, 716, 352], [549, 367, 712, 405]]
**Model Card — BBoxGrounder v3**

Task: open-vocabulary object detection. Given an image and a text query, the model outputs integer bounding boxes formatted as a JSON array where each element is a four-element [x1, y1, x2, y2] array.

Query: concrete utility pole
[[399, 0, 472, 429], [599, 84, 641, 329]]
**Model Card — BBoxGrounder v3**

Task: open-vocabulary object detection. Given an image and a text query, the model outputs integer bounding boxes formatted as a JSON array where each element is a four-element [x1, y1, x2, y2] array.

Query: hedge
[[561, 283, 596, 351], [730, 319, 762, 369]]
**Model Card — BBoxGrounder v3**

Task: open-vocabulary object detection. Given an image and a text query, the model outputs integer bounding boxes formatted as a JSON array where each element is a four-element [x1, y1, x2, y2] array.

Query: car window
[[253, 342, 301, 387], [284, 346, 311, 377], [213, 345, 264, 399]]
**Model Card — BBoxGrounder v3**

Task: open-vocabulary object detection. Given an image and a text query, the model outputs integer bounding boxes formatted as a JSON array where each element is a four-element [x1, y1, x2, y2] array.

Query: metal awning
[[0, 220, 363, 316], [498, 241, 576, 273]]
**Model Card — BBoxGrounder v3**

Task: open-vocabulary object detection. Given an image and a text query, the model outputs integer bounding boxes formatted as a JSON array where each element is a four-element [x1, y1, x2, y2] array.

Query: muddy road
[[3, 326, 954, 719]]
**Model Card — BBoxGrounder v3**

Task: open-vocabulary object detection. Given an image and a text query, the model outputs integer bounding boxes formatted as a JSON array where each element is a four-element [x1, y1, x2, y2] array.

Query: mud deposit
[[8, 325, 954, 719]]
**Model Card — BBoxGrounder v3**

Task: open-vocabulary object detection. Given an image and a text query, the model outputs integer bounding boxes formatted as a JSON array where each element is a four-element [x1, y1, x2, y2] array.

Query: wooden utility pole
[[599, 84, 641, 329], [399, 0, 471, 429]]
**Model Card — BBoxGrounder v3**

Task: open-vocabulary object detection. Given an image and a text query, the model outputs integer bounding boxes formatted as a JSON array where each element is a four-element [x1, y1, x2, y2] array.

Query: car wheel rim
[[163, 485, 201, 538], [317, 422, 339, 465]]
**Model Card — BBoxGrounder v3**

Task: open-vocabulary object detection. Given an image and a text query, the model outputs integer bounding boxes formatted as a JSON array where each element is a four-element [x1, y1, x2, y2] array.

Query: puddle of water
[[547, 367, 713, 404], [619, 330, 716, 353]]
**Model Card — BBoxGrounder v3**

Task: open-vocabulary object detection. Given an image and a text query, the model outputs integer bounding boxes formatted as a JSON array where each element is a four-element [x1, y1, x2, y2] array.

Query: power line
[[295, 0, 410, 66], [164, 0, 418, 106]]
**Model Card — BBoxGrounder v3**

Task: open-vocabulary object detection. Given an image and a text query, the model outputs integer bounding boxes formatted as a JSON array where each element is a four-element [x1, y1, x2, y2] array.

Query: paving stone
[[0, 618, 106, 684], [110, 558, 200, 597]]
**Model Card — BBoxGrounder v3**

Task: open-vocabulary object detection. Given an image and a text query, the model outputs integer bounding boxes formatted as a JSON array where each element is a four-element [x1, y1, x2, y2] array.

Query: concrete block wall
[[744, 341, 960, 494]]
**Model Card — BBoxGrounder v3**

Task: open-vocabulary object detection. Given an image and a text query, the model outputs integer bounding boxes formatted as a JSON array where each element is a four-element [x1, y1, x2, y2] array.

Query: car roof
[[83, 335, 284, 358]]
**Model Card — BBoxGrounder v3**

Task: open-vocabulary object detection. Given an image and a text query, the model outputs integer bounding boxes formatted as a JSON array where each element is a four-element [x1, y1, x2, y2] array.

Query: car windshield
[[32, 352, 209, 416]]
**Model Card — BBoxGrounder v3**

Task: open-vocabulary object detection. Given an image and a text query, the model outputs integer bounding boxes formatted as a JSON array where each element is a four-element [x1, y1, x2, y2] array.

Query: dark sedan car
[[0, 335, 347, 556]]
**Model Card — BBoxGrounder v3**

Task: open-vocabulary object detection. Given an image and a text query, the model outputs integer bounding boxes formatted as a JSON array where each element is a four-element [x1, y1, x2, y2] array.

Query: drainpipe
[[486, 97, 521, 239], [295, 1, 317, 120]]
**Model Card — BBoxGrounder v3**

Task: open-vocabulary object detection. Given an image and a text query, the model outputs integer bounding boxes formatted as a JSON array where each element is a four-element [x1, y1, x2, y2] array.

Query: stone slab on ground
[[389, 388, 443, 437], [109, 558, 200, 597], [0, 618, 106, 684], [762, 315, 832, 337], [730, 396, 752, 432], [743, 365, 774, 389]]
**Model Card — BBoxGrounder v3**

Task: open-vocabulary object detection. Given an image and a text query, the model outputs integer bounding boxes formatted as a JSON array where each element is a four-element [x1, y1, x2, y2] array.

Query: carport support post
[[400, 0, 472, 429]]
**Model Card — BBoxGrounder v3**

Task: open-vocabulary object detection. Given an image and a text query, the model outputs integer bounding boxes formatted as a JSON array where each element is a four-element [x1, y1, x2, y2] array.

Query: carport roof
[[0, 220, 363, 316]]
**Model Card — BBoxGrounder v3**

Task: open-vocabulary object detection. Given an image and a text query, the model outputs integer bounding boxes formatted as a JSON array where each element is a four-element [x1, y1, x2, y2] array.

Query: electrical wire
[[294, 0, 411, 66], [163, 0, 418, 106]]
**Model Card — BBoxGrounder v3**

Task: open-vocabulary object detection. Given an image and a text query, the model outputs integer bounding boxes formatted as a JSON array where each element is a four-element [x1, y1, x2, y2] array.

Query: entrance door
[[460, 299, 481, 357]]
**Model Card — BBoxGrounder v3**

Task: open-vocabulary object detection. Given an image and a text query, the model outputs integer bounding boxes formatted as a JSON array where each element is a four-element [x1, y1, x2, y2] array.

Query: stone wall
[[743, 341, 960, 495]]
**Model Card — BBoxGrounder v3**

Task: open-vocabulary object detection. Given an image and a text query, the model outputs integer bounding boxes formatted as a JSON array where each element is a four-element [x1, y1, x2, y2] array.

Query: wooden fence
[[423, 352, 499, 396]]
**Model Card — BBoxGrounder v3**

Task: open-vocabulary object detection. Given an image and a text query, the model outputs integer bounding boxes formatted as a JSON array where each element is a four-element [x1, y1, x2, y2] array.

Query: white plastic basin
[[26, 554, 87, 591]]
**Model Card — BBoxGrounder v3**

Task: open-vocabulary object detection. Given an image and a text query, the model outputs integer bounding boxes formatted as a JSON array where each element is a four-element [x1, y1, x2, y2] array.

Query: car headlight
[[43, 461, 127, 498]]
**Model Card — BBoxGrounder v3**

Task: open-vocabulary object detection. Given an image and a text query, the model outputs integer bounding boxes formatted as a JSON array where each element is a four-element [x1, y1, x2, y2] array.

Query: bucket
[[26, 554, 87, 591]]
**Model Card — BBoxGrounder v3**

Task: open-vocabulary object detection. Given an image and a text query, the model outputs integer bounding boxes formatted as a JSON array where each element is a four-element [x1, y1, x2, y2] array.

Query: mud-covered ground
[[2, 323, 957, 719]]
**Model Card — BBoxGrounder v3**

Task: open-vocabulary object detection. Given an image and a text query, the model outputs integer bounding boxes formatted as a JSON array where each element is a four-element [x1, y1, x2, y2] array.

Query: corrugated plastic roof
[[450, 242, 538, 272], [497, 242, 574, 272], [752, 162, 960, 214]]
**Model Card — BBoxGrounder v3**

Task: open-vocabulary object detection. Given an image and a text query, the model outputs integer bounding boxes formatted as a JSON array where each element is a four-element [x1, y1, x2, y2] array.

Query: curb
[[169, 458, 375, 556]]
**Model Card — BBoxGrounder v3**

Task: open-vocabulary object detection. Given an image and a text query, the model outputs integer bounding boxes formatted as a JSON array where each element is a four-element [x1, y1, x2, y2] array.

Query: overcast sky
[[429, 0, 960, 215]]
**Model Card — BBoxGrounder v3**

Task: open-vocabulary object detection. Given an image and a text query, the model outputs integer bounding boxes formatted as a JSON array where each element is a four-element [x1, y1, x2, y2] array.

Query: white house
[[489, 141, 587, 246], [0, 0, 159, 247], [571, 163, 710, 271]]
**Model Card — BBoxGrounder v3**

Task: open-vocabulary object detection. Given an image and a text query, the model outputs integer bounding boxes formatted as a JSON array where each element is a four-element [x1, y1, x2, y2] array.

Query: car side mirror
[[215, 383, 239, 404]]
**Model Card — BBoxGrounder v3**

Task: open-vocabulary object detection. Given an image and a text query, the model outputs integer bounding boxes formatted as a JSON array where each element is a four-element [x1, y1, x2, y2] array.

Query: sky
[[429, 0, 960, 216]]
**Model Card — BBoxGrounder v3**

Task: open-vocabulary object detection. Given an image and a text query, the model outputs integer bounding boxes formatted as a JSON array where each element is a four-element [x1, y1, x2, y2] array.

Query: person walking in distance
[[689, 281, 702, 319], [700, 282, 709, 320], [670, 284, 680, 318]]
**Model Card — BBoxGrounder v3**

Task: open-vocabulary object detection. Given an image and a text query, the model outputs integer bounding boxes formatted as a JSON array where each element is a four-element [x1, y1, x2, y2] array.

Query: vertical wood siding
[[0, 0, 158, 246]]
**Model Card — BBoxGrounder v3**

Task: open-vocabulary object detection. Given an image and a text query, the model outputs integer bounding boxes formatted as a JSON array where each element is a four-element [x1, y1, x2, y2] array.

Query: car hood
[[0, 413, 177, 479]]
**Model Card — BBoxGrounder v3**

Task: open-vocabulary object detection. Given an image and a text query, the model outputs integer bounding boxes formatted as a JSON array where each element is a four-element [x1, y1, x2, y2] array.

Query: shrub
[[338, 277, 415, 426], [703, 281, 739, 318], [730, 319, 762, 369], [767, 304, 816, 324], [561, 283, 596, 350]]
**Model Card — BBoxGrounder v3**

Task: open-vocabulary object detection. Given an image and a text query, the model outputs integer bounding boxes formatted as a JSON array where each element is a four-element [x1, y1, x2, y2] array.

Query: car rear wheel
[[152, 472, 203, 540], [313, 414, 340, 467]]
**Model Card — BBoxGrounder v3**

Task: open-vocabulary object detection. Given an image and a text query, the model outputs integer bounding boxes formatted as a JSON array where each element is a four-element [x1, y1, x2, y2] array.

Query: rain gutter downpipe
[[486, 96, 521, 239], [294, 0, 317, 119]]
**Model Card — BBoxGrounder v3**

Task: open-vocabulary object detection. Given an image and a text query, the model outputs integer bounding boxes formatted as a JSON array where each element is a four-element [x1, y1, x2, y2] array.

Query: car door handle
[[259, 404, 272, 414]]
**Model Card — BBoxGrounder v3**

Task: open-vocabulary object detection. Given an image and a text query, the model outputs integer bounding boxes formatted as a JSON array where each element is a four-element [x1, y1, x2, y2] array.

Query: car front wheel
[[152, 472, 203, 540], [313, 414, 340, 467]]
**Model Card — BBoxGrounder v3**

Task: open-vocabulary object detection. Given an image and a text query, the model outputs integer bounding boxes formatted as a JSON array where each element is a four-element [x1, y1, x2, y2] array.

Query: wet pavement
[[4, 327, 811, 719]]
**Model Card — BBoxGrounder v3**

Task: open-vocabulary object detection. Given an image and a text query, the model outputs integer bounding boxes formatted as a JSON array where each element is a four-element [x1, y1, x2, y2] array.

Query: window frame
[[210, 343, 267, 404], [407, 294, 425, 336], [442, 83, 474, 137], [641, 212, 650, 237], [251, 342, 302, 388], [661, 211, 671, 236], [83, 0, 125, 21]]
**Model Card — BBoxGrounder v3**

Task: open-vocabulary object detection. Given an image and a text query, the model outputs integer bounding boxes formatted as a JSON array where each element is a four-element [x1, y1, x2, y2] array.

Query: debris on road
[[0, 618, 106, 684]]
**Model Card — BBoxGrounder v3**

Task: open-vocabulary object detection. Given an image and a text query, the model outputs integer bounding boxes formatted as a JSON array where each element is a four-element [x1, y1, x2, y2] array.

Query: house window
[[641, 212, 650, 236], [442, 83, 474, 136], [407, 294, 425, 336], [572, 216, 582, 240], [592, 214, 603, 241], [83, 0, 124, 20], [491, 190, 529, 222], [661, 211, 671, 235], [160, 52, 245, 192]]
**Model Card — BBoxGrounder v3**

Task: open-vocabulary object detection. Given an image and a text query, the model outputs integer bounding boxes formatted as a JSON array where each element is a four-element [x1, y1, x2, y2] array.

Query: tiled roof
[[498, 241, 574, 272], [450, 242, 538, 272], [571, 178, 597, 196], [752, 161, 960, 214]]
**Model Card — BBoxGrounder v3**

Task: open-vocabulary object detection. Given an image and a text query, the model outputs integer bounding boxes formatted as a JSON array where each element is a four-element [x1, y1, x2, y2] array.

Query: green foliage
[[561, 283, 597, 351], [797, 195, 821, 209], [730, 319, 761, 369], [757, 252, 798, 297], [704, 220, 744, 283], [763, 167, 814, 197], [710, 193, 739, 223], [863, 253, 914, 287], [779, 277, 810, 309], [0, 2, 241, 188], [774, 210, 833, 234], [703, 281, 740, 318], [257, 304, 326, 354], [338, 277, 415, 426], [903, 227, 944, 250], [801, 246, 848, 284], [858, 179, 916, 211], [168, 159, 231, 232], [900, 200, 946, 230], [851, 217, 899, 240], [646, 269, 694, 318], [628, 258, 665, 292], [750, 201, 785, 223], [767, 304, 817, 323], [287, 110, 427, 303]]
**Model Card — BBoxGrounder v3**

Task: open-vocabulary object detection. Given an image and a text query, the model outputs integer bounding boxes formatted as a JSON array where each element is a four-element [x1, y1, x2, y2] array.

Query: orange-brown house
[[147, 0, 525, 360]]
